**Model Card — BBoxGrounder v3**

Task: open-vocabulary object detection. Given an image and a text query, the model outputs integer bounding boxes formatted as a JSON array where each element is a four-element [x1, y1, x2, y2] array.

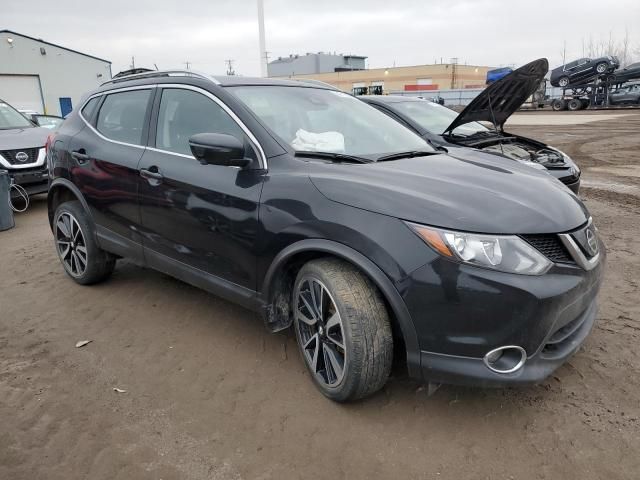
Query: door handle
[[140, 167, 164, 183], [71, 150, 89, 162]]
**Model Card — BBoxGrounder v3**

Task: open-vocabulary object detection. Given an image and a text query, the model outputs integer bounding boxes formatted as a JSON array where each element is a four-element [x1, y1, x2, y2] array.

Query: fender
[[48, 178, 95, 230], [261, 239, 421, 378]]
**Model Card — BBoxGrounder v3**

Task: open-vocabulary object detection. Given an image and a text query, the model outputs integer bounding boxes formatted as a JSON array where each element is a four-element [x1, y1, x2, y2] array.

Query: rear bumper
[[419, 299, 597, 387]]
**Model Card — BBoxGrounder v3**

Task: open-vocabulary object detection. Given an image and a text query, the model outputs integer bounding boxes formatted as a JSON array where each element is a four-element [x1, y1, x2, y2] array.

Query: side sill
[[144, 247, 264, 313], [95, 225, 145, 265]]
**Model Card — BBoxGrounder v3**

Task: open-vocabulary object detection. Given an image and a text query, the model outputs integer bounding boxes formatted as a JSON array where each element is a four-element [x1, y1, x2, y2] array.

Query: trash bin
[[0, 170, 15, 231]]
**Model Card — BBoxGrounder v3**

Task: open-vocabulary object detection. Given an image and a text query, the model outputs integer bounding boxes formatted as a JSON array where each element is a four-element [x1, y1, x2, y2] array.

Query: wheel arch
[[261, 239, 421, 378], [48, 179, 94, 232]]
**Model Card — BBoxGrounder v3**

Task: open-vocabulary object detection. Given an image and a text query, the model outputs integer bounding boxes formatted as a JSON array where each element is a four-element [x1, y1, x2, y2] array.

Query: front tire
[[596, 62, 608, 74], [53, 201, 116, 285], [558, 76, 570, 87], [293, 258, 393, 402]]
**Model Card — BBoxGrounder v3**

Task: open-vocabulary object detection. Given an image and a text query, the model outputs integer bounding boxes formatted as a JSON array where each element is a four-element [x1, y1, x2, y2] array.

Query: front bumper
[[420, 299, 597, 387], [402, 238, 605, 387], [562, 177, 580, 195], [6, 166, 49, 197], [548, 169, 580, 194]]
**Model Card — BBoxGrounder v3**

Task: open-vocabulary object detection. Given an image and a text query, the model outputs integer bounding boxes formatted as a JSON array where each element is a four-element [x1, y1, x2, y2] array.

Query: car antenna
[[487, 92, 505, 156]]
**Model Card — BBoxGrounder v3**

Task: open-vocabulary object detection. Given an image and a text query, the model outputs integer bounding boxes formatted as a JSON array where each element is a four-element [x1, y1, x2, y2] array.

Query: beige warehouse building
[[273, 60, 493, 95]]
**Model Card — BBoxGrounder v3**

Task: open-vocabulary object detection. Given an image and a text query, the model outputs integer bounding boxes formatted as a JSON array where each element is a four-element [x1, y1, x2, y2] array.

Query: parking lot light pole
[[257, 0, 267, 77]]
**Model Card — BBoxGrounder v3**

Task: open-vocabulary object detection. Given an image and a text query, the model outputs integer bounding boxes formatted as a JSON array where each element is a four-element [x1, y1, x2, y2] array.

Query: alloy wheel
[[294, 277, 347, 387], [55, 212, 88, 277]]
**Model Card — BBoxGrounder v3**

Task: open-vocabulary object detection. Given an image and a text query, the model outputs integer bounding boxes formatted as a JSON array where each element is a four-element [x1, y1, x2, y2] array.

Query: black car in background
[[550, 56, 620, 87], [609, 62, 640, 85], [0, 98, 50, 197], [609, 83, 640, 105], [47, 71, 604, 401], [362, 59, 581, 193]]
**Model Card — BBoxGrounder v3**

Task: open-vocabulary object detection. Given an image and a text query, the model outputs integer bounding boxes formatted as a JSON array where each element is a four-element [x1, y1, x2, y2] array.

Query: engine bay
[[481, 142, 566, 166]]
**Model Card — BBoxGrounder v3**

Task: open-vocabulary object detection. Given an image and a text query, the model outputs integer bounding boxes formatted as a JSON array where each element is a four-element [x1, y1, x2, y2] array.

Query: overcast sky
[[5, 0, 640, 76]]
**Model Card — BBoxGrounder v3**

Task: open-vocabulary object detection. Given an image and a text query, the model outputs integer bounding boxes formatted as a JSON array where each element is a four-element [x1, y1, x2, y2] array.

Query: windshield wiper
[[376, 150, 438, 162], [294, 151, 371, 164]]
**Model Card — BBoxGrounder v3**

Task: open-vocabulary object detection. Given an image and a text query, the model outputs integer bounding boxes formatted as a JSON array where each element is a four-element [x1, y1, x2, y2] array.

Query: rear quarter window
[[80, 96, 101, 121], [96, 89, 151, 146]]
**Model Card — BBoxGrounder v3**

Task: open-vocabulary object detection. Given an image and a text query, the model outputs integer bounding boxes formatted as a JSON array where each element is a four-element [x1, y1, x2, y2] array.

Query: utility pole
[[130, 56, 135, 69], [257, 0, 268, 77], [183, 61, 191, 70], [450, 57, 458, 89], [225, 59, 236, 76]]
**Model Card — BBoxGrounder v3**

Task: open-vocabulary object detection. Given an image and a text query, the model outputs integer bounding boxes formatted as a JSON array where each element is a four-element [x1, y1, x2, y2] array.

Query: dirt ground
[[1, 111, 639, 480]]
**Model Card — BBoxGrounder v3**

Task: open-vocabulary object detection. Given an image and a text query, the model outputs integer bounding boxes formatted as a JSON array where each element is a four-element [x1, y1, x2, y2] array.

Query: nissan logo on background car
[[15, 151, 29, 163]]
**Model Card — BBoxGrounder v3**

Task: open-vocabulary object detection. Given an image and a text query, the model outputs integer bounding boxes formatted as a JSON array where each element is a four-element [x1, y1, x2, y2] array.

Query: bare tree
[[580, 30, 638, 66], [620, 28, 630, 66]]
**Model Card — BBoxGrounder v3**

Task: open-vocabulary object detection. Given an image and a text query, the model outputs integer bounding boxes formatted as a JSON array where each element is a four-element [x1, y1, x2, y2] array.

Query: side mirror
[[189, 133, 252, 168]]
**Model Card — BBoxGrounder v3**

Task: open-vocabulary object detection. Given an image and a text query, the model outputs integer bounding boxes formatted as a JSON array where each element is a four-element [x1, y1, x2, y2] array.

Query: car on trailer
[[608, 83, 640, 105], [361, 59, 582, 193], [550, 56, 620, 87], [609, 62, 640, 86]]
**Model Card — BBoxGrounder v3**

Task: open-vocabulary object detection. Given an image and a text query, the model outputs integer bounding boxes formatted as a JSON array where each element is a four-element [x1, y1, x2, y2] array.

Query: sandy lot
[[507, 112, 637, 126], [1, 111, 639, 480]]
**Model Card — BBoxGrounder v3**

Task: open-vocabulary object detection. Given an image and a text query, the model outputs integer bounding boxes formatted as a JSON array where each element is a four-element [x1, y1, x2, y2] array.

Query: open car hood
[[444, 58, 549, 134]]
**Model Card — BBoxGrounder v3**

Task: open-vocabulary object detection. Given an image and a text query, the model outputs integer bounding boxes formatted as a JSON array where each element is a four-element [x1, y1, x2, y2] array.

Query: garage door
[[0, 75, 44, 113]]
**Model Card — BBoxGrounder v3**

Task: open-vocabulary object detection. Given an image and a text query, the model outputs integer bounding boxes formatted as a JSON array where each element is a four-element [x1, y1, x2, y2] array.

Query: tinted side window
[[155, 88, 244, 156], [96, 89, 151, 146], [81, 97, 100, 121]]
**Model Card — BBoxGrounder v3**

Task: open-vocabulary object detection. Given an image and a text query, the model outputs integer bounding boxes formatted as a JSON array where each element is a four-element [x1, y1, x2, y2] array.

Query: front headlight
[[407, 222, 552, 275]]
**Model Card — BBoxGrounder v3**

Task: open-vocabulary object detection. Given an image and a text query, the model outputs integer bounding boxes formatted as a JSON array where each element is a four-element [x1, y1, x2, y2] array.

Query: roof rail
[[292, 78, 338, 90], [100, 69, 217, 86]]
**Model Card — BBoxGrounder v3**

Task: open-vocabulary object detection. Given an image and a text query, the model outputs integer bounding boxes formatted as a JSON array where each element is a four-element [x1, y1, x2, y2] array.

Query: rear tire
[[551, 99, 566, 111], [292, 258, 393, 402], [53, 201, 116, 285], [567, 99, 582, 111]]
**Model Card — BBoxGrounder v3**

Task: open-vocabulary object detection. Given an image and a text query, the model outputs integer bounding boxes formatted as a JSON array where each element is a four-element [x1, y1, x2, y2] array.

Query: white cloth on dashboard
[[291, 129, 345, 153]]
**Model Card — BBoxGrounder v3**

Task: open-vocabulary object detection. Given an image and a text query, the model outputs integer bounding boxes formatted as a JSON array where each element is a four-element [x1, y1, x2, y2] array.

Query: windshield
[[35, 116, 64, 129], [390, 100, 489, 136], [0, 101, 33, 130], [229, 86, 432, 158]]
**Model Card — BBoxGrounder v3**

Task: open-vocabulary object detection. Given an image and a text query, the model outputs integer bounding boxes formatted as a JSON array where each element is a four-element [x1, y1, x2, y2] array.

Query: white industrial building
[[0, 30, 112, 116], [268, 52, 367, 77]]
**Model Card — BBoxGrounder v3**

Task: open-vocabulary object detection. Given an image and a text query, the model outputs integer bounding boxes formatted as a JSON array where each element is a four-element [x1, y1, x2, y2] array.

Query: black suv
[[0, 98, 51, 197], [550, 56, 620, 87], [48, 71, 605, 401]]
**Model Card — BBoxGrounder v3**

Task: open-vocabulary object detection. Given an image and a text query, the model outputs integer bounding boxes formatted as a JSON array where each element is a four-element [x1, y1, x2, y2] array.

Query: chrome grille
[[1, 148, 39, 165]]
